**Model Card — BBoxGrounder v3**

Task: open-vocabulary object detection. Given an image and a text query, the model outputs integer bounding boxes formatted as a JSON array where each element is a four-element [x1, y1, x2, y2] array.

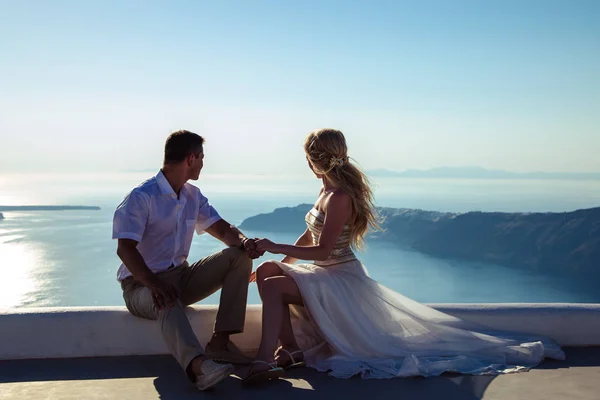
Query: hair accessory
[[329, 155, 348, 168]]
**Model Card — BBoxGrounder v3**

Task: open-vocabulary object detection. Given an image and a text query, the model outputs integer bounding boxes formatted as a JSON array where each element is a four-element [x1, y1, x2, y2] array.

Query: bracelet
[[239, 238, 247, 250]]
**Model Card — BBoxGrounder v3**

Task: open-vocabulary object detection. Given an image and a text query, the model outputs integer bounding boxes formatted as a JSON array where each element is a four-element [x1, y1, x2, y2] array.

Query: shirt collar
[[156, 170, 188, 197]]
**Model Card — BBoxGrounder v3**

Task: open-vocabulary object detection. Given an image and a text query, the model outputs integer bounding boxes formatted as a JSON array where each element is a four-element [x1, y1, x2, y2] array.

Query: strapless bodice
[[305, 207, 357, 266]]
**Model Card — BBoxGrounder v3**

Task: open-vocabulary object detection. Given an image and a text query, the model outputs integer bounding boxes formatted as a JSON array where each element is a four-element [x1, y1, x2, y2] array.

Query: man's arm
[[204, 219, 262, 258], [204, 219, 246, 247], [117, 239, 178, 309]]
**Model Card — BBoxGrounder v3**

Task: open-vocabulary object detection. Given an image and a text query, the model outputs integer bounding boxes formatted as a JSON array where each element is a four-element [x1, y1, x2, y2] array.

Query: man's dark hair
[[163, 130, 205, 165]]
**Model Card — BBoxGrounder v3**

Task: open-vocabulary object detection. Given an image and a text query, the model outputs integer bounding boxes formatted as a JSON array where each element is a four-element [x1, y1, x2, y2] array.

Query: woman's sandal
[[275, 347, 306, 370], [241, 361, 284, 386]]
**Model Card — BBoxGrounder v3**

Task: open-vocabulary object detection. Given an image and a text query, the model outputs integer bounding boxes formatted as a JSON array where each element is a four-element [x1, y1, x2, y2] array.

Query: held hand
[[242, 238, 265, 259], [249, 270, 256, 283], [143, 276, 179, 310], [255, 238, 278, 254]]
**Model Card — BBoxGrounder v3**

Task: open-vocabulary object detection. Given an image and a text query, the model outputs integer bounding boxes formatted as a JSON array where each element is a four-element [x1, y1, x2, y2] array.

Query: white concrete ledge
[[1, 303, 599, 360]]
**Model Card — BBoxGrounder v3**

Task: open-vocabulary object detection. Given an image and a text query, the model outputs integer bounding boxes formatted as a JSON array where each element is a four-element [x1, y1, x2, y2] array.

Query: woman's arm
[[280, 228, 312, 264], [256, 192, 351, 261]]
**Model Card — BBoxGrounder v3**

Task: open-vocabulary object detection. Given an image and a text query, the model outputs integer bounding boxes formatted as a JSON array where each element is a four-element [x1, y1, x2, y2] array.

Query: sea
[[1, 172, 599, 309]]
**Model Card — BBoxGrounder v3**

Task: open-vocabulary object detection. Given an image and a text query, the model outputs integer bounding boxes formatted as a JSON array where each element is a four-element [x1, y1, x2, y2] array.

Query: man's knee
[[123, 287, 159, 320], [125, 302, 159, 320], [224, 246, 252, 270]]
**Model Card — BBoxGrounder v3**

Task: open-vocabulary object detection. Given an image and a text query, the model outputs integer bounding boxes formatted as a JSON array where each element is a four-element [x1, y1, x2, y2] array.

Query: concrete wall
[[1, 303, 599, 360]]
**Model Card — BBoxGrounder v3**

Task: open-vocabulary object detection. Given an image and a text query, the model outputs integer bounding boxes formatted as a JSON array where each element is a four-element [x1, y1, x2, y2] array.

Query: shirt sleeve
[[112, 190, 149, 242], [195, 191, 222, 234]]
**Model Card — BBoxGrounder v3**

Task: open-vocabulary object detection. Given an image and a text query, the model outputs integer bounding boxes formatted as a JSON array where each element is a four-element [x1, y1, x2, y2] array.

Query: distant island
[[367, 167, 600, 180], [0, 212, 3, 220], [240, 204, 600, 278], [120, 168, 157, 173], [0, 206, 101, 211]]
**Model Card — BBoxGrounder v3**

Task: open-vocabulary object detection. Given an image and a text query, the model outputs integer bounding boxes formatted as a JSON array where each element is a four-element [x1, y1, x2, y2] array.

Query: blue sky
[[1, 0, 598, 175]]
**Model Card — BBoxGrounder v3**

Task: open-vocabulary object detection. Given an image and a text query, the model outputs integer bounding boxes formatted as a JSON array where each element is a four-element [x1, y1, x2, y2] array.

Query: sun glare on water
[[0, 235, 42, 308]]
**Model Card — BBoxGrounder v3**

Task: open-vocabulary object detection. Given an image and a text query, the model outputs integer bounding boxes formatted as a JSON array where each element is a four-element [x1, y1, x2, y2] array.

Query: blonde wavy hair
[[304, 128, 381, 250]]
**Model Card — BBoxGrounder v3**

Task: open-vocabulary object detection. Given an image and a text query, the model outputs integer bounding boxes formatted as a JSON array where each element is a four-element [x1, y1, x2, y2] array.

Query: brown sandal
[[242, 361, 284, 386], [275, 347, 306, 370]]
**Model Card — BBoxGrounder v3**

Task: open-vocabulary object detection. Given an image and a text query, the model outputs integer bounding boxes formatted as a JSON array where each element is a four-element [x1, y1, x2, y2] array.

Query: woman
[[243, 128, 564, 385]]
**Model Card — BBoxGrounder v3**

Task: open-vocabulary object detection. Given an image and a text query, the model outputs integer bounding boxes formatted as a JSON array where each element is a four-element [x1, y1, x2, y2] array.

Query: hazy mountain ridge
[[239, 204, 600, 277], [368, 167, 600, 180]]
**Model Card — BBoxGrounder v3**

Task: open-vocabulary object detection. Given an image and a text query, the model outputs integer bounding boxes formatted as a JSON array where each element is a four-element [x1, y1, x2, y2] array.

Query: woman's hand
[[241, 238, 264, 259], [255, 238, 280, 254]]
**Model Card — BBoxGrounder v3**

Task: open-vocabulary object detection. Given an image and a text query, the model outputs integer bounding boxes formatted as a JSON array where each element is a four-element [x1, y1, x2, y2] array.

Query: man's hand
[[140, 274, 179, 310], [249, 270, 257, 283], [242, 238, 265, 259]]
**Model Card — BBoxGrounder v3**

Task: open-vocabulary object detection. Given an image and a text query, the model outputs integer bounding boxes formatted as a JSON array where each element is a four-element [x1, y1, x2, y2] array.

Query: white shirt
[[112, 170, 222, 281]]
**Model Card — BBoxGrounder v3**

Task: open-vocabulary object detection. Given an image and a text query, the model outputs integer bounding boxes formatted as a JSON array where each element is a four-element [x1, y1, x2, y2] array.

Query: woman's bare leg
[[255, 261, 284, 299], [255, 276, 304, 364], [278, 279, 303, 350], [255, 262, 303, 349]]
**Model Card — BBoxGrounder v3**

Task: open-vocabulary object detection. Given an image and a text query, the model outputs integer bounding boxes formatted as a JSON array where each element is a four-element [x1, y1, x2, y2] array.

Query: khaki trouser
[[120, 246, 252, 378]]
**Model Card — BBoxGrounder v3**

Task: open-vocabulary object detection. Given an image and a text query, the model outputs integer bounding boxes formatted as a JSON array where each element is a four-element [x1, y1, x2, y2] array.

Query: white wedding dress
[[269, 207, 565, 379]]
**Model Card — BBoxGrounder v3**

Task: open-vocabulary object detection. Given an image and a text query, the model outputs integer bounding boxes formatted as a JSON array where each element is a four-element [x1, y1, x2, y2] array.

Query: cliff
[[240, 205, 600, 277]]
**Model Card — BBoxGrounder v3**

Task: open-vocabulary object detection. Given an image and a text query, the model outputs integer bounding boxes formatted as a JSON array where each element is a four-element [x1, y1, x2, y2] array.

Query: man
[[113, 130, 261, 391]]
